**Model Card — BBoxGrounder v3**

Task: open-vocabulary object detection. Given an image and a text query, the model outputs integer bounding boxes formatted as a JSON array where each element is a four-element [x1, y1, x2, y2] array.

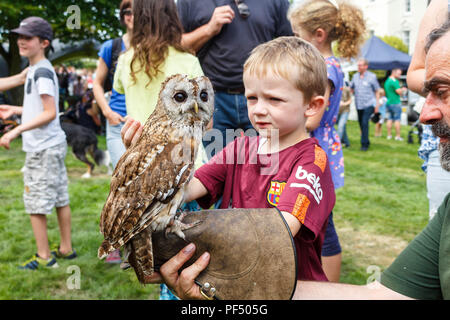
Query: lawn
[[0, 120, 428, 299]]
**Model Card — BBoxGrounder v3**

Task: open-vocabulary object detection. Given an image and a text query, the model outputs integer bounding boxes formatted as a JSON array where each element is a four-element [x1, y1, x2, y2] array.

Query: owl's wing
[[98, 134, 197, 258]]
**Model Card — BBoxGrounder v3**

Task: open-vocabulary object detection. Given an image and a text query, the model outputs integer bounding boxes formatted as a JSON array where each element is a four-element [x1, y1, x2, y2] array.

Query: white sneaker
[[395, 136, 404, 141], [387, 135, 392, 140]]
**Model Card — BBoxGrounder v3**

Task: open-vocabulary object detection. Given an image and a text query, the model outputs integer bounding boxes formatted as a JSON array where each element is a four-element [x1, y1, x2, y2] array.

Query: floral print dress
[[311, 56, 345, 189]]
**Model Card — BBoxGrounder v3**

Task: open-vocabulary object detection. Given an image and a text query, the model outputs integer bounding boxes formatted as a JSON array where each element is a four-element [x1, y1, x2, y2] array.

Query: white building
[[358, 0, 428, 54], [291, 0, 430, 55]]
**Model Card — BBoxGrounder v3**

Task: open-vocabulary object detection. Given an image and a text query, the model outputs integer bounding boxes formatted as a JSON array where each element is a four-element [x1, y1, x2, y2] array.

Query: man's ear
[[304, 95, 326, 118]]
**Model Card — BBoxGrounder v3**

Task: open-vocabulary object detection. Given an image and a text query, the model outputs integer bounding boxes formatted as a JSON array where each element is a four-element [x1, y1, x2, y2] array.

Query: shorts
[[386, 104, 402, 121], [23, 142, 70, 214], [322, 212, 342, 256]]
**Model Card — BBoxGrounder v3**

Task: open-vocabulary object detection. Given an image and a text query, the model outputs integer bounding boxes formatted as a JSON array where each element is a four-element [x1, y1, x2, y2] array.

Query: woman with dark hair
[[114, 0, 203, 125], [113, 0, 204, 300], [93, 0, 133, 264]]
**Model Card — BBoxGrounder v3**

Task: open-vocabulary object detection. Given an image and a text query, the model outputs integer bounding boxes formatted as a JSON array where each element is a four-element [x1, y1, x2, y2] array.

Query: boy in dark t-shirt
[[122, 37, 336, 284], [191, 37, 335, 281]]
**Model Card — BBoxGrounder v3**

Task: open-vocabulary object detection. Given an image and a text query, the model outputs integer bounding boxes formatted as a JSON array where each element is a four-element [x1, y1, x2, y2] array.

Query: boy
[[0, 17, 76, 269], [122, 37, 335, 296]]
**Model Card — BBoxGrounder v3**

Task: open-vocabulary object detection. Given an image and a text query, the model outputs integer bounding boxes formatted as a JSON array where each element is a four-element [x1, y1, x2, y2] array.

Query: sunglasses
[[122, 9, 133, 17], [234, 0, 250, 19]]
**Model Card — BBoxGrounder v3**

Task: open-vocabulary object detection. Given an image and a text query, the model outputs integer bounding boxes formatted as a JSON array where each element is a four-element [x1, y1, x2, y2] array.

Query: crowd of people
[[0, 0, 449, 301]]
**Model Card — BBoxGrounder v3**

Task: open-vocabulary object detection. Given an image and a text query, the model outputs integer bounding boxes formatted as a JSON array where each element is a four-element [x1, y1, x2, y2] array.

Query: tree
[[0, 0, 123, 104], [380, 35, 409, 54]]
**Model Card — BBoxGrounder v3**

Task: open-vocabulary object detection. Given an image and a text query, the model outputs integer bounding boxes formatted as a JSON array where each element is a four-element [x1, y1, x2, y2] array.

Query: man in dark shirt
[[177, 0, 293, 157]]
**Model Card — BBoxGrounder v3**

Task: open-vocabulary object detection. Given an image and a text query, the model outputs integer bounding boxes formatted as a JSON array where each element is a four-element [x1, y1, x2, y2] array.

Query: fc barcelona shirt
[[194, 136, 336, 281]]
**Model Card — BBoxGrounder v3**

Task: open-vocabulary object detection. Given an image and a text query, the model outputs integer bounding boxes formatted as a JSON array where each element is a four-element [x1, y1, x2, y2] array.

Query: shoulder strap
[[111, 37, 123, 70], [103, 37, 122, 92]]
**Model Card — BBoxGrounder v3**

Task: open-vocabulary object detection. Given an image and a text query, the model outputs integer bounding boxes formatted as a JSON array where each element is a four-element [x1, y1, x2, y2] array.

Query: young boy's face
[[17, 35, 47, 58], [244, 70, 310, 144]]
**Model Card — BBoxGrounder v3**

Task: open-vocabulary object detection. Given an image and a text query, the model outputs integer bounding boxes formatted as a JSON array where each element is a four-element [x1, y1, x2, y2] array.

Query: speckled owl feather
[[98, 74, 214, 283]]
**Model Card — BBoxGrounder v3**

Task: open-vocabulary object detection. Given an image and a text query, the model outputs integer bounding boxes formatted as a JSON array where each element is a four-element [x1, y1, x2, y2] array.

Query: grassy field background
[[0, 120, 429, 299]]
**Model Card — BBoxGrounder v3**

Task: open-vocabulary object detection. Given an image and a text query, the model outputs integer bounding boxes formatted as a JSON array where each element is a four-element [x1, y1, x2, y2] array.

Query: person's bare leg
[[56, 205, 73, 254], [30, 214, 51, 259], [395, 120, 401, 138], [386, 119, 393, 137], [322, 253, 342, 282], [375, 123, 382, 137]]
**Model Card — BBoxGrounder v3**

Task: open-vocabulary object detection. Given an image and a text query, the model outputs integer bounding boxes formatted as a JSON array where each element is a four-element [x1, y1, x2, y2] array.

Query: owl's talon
[[164, 218, 202, 239]]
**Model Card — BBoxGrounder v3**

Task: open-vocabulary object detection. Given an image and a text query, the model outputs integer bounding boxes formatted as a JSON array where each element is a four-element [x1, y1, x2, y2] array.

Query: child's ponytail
[[332, 1, 366, 59], [289, 0, 366, 59]]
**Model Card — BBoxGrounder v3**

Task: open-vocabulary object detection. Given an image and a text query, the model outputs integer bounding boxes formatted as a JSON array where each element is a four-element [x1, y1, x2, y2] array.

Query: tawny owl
[[98, 74, 214, 283]]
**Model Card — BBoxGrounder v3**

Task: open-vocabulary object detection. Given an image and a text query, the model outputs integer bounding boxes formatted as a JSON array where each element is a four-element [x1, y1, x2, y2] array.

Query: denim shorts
[[386, 104, 402, 121], [322, 212, 342, 256]]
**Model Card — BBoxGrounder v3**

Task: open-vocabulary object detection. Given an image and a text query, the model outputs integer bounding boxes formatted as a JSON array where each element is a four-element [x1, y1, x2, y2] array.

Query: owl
[[98, 74, 214, 283]]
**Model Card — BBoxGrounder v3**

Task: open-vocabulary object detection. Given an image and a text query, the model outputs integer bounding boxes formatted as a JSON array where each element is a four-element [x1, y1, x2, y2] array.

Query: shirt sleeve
[[274, 0, 294, 37], [380, 199, 446, 299], [176, 0, 191, 32], [371, 73, 381, 91], [194, 141, 233, 209], [276, 146, 335, 240], [113, 54, 125, 94], [98, 39, 113, 69], [34, 68, 56, 97], [327, 63, 339, 93]]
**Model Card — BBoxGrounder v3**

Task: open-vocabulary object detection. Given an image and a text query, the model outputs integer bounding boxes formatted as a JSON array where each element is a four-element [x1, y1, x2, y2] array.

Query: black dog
[[60, 121, 112, 178]]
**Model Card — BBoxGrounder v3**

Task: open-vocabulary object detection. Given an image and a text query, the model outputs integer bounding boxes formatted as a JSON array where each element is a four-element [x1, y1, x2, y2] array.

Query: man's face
[[420, 31, 450, 171], [392, 69, 402, 79], [357, 60, 368, 74]]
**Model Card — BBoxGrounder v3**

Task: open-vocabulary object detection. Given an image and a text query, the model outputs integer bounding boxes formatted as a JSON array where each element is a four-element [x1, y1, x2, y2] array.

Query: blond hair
[[243, 36, 327, 102], [289, 0, 366, 59]]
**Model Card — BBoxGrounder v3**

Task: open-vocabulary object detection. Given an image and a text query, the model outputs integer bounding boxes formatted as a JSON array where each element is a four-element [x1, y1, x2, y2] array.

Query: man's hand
[[206, 5, 235, 37], [160, 243, 211, 300], [0, 126, 22, 150], [121, 117, 143, 149], [142, 243, 210, 300]]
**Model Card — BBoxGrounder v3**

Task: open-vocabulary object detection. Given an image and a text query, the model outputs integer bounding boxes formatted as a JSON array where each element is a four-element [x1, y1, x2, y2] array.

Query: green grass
[[0, 120, 428, 298], [0, 136, 159, 299]]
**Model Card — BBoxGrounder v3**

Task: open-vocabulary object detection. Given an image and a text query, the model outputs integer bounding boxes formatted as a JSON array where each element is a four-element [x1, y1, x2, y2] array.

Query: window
[[405, 0, 411, 12], [403, 30, 410, 48]]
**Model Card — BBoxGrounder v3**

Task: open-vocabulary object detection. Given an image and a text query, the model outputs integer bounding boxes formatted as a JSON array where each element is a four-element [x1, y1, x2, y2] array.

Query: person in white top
[[0, 16, 77, 270]]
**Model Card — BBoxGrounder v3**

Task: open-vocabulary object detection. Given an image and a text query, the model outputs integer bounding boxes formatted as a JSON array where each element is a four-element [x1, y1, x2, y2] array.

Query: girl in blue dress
[[289, 0, 366, 282]]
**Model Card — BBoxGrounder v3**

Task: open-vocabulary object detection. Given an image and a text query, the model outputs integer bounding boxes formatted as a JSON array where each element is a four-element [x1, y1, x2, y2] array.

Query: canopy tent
[[360, 36, 411, 70]]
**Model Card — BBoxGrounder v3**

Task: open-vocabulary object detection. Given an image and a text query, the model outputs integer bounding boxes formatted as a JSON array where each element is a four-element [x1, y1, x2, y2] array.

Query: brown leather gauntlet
[[152, 208, 297, 300]]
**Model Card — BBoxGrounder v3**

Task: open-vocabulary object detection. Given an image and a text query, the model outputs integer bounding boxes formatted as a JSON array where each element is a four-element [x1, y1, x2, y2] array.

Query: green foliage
[[380, 35, 409, 54], [62, 58, 98, 70], [0, 0, 123, 44], [0, 0, 124, 105], [0, 136, 160, 299]]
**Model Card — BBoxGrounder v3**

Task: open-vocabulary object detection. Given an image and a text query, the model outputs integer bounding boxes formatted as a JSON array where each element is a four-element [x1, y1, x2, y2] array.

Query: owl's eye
[[174, 91, 188, 103], [200, 90, 208, 102]]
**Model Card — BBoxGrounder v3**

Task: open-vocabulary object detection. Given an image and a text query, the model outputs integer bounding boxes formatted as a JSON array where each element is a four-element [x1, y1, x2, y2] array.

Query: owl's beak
[[194, 101, 199, 114]]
